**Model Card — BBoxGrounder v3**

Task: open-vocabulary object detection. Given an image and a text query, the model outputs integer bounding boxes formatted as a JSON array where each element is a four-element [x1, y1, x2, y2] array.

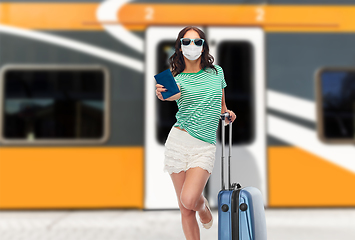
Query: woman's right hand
[[156, 83, 167, 101]]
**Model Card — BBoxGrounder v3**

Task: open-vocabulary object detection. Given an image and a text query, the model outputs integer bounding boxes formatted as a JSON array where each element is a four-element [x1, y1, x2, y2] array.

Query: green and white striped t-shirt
[[173, 64, 227, 145]]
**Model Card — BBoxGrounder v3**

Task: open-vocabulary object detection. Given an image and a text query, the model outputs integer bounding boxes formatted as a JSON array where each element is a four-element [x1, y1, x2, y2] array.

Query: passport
[[154, 69, 180, 100]]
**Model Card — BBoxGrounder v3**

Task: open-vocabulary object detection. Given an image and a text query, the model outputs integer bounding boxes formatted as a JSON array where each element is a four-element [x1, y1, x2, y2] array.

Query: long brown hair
[[169, 26, 218, 77]]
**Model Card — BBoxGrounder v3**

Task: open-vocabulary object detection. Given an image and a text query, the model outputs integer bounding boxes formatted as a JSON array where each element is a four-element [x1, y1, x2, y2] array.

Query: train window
[[218, 41, 255, 145], [156, 41, 178, 145], [0, 65, 109, 144], [316, 68, 355, 144]]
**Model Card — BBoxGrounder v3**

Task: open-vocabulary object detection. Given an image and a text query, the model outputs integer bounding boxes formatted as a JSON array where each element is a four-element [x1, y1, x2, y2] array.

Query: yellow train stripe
[[1, 3, 355, 32], [0, 147, 144, 209], [119, 4, 342, 32], [269, 147, 355, 207], [0, 2, 103, 30]]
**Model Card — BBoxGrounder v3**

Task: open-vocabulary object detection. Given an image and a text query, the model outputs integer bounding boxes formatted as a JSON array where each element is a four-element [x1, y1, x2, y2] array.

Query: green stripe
[[173, 64, 227, 145]]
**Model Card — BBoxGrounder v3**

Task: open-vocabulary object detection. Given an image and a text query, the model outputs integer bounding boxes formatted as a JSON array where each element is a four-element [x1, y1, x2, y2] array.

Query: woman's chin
[[184, 57, 200, 62]]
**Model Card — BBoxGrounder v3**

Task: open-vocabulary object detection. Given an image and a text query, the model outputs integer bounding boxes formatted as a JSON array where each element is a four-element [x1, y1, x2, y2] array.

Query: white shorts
[[163, 126, 217, 174]]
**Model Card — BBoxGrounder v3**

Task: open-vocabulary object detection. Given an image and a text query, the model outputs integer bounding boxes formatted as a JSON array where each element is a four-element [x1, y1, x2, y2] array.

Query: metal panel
[[207, 27, 267, 206]]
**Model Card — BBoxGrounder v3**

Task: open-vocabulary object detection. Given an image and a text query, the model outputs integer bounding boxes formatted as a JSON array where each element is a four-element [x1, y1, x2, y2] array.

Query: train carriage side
[[0, 0, 355, 209]]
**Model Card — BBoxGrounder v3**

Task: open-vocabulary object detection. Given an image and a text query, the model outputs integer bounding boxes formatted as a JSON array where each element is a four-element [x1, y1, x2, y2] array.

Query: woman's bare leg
[[181, 167, 212, 223], [170, 167, 212, 240], [170, 171, 199, 240]]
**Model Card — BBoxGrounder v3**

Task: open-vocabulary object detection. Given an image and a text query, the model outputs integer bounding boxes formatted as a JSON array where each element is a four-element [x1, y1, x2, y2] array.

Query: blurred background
[[0, 0, 355, 239]]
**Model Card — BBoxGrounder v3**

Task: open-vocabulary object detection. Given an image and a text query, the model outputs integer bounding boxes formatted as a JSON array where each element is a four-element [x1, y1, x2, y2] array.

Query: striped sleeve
[[173, 75, 181, 94], [216, 65, 227, 89], [174, 75, 181, 86]]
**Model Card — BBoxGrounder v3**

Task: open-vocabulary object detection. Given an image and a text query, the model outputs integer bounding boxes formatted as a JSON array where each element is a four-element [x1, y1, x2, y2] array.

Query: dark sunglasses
[[180, 38, 205, 47]]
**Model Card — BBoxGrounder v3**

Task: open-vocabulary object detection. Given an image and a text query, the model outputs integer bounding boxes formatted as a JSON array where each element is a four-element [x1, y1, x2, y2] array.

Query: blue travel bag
[[218, 113, 267, 240]]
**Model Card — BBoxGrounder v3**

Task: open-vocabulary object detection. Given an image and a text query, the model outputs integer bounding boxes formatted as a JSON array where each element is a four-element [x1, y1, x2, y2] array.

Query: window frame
[[0, 64, 110, 145], [217, 40, 255, 145], [315, 66, 355, 145]]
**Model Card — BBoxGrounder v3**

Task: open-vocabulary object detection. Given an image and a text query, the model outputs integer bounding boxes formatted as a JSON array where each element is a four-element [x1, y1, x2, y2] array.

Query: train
[[0, 0, 354, 209]]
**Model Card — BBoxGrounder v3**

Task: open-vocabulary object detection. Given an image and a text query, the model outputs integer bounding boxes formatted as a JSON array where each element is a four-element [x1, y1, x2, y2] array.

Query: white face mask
[[181, 44, 203, 60]]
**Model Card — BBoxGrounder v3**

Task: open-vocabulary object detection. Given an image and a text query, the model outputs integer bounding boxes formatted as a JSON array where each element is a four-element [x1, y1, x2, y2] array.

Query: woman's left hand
[[225, 109, 236, 124]]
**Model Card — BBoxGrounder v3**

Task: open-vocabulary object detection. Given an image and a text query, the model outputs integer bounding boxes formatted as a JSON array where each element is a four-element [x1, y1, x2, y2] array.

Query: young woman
[[155, 26, 236, 240]]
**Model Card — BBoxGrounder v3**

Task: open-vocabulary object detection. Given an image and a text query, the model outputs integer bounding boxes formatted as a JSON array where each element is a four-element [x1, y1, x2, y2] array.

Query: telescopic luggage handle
[[220, 112, 233, 191]]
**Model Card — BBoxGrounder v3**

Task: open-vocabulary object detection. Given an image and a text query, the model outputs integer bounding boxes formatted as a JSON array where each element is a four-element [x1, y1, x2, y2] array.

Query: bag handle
[[220, 112, 233, 190]]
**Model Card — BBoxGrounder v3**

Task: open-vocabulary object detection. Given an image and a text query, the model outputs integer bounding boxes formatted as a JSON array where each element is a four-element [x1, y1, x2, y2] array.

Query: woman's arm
[[165, 84, 181, 101], [221, 88, 227, 113], [221, 89, 237, 124]]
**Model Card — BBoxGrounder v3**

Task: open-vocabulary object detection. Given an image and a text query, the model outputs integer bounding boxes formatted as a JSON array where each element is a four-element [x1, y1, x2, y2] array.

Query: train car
[[0, 0, 354, 210]]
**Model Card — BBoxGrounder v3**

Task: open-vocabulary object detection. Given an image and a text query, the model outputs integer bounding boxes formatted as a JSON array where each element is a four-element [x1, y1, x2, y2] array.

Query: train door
[[145, 26, 205, 209], [207, 27, 267, 206]]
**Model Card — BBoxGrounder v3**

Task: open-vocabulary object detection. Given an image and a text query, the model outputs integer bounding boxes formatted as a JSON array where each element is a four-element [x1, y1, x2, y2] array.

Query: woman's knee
[[180, 192, 199, 211], [179, 202, 195, 216]]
